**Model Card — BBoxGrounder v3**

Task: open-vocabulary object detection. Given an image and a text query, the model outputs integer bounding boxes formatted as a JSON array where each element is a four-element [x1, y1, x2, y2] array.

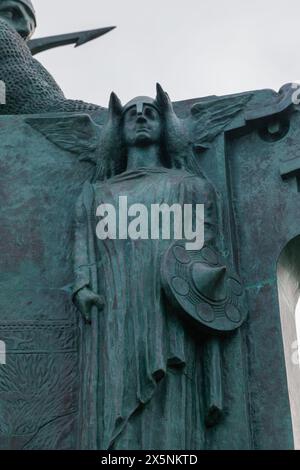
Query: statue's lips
[[136, 128, 150, 133]]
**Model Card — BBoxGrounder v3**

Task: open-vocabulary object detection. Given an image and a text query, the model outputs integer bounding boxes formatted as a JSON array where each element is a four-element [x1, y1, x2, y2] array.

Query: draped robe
[[73, 167, 219, 450]]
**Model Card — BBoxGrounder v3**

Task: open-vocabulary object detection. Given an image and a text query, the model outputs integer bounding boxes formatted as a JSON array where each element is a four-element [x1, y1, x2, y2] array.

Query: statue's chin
[[134, 133, 153, 146]]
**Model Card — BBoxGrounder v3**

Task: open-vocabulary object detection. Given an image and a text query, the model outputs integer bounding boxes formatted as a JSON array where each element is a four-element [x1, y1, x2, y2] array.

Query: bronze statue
[[72, 85, 247, 450], [0, 0, 297, 452]]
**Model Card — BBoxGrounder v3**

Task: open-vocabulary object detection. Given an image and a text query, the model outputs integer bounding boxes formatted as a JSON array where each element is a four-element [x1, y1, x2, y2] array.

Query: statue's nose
[[136, 113, 147, 123]]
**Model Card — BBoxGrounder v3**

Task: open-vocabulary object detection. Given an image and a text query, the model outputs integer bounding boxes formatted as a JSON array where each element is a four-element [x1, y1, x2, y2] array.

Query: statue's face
[[123, 104, 162, 147], [0, 0, 35, 40]]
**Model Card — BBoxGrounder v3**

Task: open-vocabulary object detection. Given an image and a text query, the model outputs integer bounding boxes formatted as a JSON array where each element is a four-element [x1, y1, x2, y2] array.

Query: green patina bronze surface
[[0, 1, 298, 451], [70, 87, 249, 449], [0, 84, 297, 449]]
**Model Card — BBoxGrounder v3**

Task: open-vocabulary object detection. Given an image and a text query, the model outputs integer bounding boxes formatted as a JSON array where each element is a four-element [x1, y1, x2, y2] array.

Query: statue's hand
[[73, 287, 105, 324]]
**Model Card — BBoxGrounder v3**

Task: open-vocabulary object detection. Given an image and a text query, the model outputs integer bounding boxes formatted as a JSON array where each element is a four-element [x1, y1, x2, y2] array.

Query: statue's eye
[[129, 109, 137, 119], [1, 8, 14, 20], [1, 7, 20, 21], [145, 108, 155, 119]]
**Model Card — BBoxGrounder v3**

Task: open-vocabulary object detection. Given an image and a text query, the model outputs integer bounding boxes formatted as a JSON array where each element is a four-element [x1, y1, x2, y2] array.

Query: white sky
[[35, 0, 300, 107]]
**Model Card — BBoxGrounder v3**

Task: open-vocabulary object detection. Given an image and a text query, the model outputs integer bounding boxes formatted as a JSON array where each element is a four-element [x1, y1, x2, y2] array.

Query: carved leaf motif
[[23, 414, 76, 450], [0, 353, 77, 443]]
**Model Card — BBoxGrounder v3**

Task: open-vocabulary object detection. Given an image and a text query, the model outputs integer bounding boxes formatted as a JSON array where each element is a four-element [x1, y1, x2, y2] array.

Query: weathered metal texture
[[0, 84, 297, 449], [162, 241, 247, 333], [187, 84, 297, 450], [0, 116, 94, 449], [172, 86, 296, 450], [226, 105, 300, 450]]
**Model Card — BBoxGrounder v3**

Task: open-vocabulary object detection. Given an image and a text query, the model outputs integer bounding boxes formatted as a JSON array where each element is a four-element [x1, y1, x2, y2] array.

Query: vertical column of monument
[[226, 93, 297, 449], [209, 132, 252, 449], [173, 97, 253, 449], [0, 115, 94, 449]]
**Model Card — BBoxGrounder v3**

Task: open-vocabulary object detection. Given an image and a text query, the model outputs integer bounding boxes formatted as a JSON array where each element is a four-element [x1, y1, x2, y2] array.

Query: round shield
[[161, 241, 248, 333]]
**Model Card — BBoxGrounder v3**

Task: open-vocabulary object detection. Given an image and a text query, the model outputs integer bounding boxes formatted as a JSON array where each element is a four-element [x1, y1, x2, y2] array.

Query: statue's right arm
[[72, 191, 104, 324]]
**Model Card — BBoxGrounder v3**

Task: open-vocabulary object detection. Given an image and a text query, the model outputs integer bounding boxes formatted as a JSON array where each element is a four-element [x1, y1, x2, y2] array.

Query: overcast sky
[[35, 0, 300, 107]]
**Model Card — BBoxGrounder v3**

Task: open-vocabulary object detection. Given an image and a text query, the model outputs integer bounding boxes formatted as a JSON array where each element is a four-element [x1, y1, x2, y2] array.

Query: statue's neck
[[126, 144, 162, 171]]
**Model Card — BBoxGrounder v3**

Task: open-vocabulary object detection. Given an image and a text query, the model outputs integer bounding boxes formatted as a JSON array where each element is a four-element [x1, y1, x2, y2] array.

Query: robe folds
[[73, 167, 220, 450]]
